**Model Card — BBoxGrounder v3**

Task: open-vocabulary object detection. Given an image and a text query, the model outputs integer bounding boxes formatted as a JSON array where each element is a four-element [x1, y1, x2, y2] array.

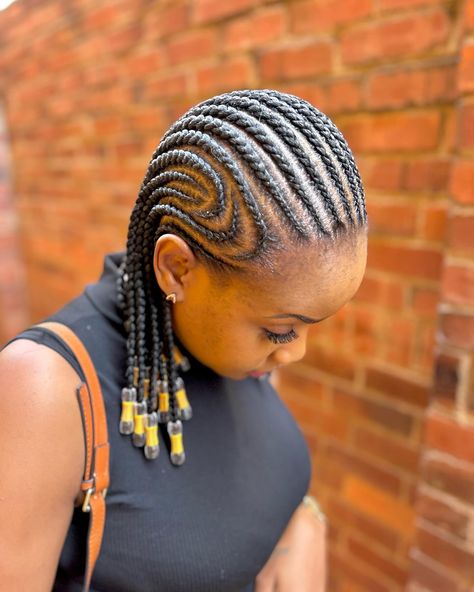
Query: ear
[[153, 234, 198, 302]]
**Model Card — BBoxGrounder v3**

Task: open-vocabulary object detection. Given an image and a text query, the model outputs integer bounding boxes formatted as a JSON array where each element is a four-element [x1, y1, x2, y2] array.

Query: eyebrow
[[265, 313, 322, 324]]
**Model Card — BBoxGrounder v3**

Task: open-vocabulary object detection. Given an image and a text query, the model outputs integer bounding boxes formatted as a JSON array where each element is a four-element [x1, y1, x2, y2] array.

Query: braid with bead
[[118, 89, 367, 465]]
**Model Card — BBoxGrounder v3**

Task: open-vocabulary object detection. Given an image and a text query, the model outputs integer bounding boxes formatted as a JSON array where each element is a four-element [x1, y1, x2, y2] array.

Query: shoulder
[[0, 338, 85, 587], [0, 338, 85, 499]]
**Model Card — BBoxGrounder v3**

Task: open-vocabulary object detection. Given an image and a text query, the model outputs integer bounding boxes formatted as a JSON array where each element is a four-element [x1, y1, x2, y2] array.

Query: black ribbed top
[[11, 253, 311, 592]]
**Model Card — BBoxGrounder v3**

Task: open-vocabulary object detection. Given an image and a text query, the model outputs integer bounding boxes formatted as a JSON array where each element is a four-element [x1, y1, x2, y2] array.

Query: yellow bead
[[158, 380, 170, 423], [119, 387, 136, 435], [132, 401, 146, 447], [168, 420, 185, 465], [144, 412, 159, 460], [175, 377, 192, 421]]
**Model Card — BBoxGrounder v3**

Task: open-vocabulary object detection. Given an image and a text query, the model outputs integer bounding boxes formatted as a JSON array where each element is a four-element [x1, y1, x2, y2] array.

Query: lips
[[248, 370, 271, 379]]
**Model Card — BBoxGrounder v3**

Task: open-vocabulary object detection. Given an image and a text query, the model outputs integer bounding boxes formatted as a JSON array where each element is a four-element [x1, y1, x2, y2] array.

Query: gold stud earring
[[165, 292, 177, 304]]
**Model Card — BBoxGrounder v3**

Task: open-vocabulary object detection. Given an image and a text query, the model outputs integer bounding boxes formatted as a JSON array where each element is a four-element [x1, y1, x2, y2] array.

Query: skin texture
[[0, 340, 84, 591], [0, 231, 366, 591], [153, 232, 368, 380], [255, 502, 327, 592]]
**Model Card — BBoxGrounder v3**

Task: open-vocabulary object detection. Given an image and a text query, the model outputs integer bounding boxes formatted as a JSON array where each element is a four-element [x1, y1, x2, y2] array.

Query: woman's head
[[154, 231, 366, 380], [119, 89, 367, 460], [138, 89, 366, 273]]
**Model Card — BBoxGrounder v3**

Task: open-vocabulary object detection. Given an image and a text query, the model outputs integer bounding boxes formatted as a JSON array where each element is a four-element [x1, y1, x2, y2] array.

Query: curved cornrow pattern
[[190, 99, 348, 229], [118, 89, 367, 465], [162, 119, 315, 236]]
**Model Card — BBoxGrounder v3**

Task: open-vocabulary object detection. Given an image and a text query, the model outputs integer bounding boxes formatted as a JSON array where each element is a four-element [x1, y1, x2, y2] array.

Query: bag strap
[[36, 321, 110, 592]]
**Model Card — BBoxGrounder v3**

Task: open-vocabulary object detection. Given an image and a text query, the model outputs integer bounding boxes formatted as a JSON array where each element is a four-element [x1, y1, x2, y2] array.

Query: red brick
[[276, 368, 328, 419], [325, 445, 402, 494], [459, 102, 474, 150], [326, 79, 362, 114], [448, 215, 474, 254], [195, 56, 255, 95], [441, 264, 474, 306], [146, 72, 188, 100], [424, 65, 458, 103], [259, 41, 333, 81], [166, 30, 218, 65], [332, 388, 415, 436], [126, 52, 164, 77], [354, 427, 420, 473], [409, 549, 468, 592], [327, 497, 399, 551], [353, 308, 379, 355], [368, 71, 424, 110], [416, 323, 437, 373], [365, 366, 429, 407], [289, 0, 373, 34], [417, 526, 474, 578], [468, 0, 474, 32], [304, 342, 356, 381], [278, 83, 327, 112], [367, 66, 456, 109], [367, 202, 417, 236], [342, 476, 415, 535], [416, 491, 471, 540], [420, 206, 447, 243], [459, 41, 474, 94], [451, 160, 474, 204], [321, 308, 350, 348], [339, 111, 441, 153], [412, 288, 439, 316], [433, 352, 462, 403], [368, 242, 443, 281], [359, 158, 403, 191], [404, 158, 450, 192], [193, 0, 255, 24], [425, 412, 474, 463], [354, 276, 405, 310], [423, 453, 474, 506], [146, 2, 190, 39], [223, 6, 287, 51], [442, 108, 457, 153], [385, 317, 417, 367], [381, 0, 444, 8], [441, 313, 474, 348], [341, 10, 450, 65], [329, 551, 392, 592], [347, 536, 408, 586]]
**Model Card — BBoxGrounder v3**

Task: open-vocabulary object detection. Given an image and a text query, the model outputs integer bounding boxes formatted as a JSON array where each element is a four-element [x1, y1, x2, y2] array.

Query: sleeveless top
[[9, 253, 311, 592]]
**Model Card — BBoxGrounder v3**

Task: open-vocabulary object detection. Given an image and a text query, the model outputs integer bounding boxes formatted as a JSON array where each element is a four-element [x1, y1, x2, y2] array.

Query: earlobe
[[153, 234, 197, 302]]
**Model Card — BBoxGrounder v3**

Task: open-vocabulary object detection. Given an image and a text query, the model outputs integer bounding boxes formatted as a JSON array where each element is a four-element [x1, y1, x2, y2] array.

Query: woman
[[0, 89, 367, 591]]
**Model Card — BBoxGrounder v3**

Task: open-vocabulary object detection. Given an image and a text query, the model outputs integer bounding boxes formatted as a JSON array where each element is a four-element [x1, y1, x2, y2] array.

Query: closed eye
[[263, 328, 298, 344]]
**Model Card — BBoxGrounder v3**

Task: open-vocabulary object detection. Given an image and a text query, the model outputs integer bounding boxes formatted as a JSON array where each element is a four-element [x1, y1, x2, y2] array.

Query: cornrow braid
[[118, 89, 367, 465]]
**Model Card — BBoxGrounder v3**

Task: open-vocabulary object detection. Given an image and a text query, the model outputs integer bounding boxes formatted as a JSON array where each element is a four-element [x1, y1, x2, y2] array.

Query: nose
[[271, 333, 308, 367]]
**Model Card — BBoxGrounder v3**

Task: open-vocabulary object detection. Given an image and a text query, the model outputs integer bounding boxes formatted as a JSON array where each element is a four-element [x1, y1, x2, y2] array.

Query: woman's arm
[[255, 497, 327, 592], [0, 339, 85, 591]]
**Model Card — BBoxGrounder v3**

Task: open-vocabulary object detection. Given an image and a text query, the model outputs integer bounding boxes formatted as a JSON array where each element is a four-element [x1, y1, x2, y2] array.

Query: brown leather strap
[[36, 321, 110, 592]]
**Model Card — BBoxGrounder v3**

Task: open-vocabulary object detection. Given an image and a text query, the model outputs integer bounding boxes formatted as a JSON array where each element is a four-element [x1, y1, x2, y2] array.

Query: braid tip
[[144, 412, 160, 460], [132, 401, 147, 447], [119, 387, 137, 435], [168, 420, 185, 466]]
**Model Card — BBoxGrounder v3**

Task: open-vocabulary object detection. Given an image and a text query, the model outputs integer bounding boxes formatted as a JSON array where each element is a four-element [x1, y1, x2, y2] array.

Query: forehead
[[222, 231, 368, 318]]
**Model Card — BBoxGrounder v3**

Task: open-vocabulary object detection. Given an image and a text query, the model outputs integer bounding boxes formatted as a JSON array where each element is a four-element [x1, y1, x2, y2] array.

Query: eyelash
[[263, 328, 298, 344]]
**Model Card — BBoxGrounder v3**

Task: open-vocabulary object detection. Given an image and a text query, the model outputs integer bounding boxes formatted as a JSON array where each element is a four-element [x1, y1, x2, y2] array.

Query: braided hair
[[118, 89, 367, 464]]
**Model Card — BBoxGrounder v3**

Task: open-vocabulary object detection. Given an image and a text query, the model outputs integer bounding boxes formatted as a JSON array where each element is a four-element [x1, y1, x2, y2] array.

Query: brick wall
[[0, 1, 472, 590], [406, 1, 474, 590], [0, 103, 27, 344]]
